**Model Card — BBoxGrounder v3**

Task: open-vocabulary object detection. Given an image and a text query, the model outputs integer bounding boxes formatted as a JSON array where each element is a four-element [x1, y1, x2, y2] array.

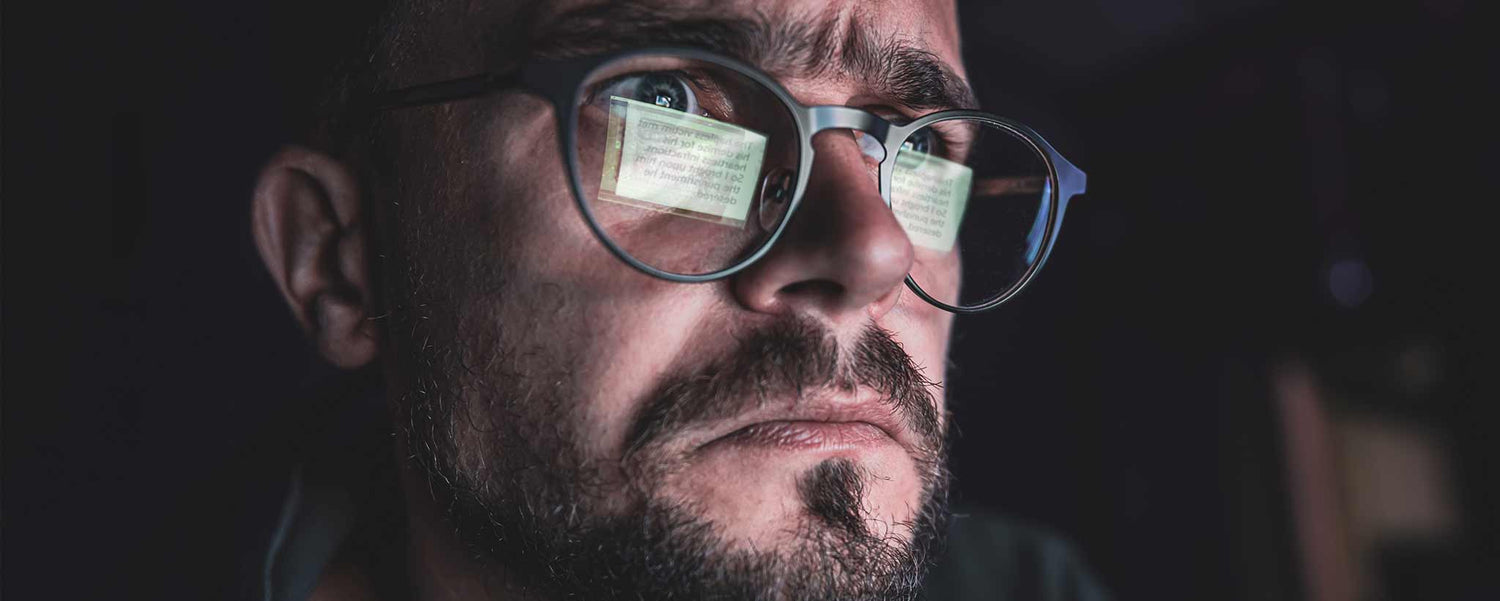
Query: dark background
[[4, 0, 1495, 599]]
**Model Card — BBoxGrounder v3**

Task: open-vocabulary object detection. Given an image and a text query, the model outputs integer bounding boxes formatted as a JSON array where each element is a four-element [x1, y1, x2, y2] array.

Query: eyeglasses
[[371, 47, 1086, 313]]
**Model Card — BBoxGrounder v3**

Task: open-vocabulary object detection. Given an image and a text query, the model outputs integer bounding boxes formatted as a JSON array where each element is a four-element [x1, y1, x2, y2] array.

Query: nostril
[[779, 280, 845, 303]]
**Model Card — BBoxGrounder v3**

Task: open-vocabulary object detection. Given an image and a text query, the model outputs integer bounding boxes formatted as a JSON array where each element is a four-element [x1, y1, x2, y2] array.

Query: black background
[[4, 1, 1496, 599]]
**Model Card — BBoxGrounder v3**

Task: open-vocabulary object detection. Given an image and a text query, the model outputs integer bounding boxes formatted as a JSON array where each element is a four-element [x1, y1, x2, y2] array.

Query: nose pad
[[854, 130, 886, 163], [758, 167, 796, 231]]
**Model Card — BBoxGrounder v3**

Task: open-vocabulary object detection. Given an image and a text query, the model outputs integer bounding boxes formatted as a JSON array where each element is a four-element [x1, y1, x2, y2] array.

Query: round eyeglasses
[[371, 47, 1087, 313]]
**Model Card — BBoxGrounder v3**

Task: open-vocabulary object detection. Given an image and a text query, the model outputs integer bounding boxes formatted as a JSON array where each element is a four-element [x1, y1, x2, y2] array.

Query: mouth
[[692, 396, 915, 456], [711, 420, 892, 452]]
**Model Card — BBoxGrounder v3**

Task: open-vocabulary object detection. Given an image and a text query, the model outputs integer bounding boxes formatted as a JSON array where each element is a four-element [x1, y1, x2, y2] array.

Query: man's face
[[377, 0, 966, 597]]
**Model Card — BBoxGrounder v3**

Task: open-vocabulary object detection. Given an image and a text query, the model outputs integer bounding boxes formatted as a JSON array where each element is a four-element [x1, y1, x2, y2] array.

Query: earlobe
[[252, 146, 379, 368]]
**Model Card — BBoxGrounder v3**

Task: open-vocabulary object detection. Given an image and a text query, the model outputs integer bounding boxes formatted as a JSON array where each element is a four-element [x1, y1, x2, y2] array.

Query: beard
[[386, 224, 951, 600]]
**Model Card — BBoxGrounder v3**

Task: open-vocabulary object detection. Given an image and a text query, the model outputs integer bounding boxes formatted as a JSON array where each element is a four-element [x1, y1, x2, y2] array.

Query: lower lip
[[716, 421, 892, 452]]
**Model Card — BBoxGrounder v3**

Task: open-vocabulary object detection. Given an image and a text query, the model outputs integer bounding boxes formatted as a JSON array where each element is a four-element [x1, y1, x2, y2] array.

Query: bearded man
[[250, 0, 1103, 599]]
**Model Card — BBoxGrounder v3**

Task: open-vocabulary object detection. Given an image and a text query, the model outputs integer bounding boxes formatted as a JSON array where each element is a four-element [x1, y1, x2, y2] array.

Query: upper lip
[[691, 391, 915, 454]]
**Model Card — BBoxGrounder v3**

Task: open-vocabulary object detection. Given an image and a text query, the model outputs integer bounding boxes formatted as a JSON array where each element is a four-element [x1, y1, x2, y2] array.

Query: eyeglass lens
[[573, 54, 801, 277], [893, 118, 1054, 310]]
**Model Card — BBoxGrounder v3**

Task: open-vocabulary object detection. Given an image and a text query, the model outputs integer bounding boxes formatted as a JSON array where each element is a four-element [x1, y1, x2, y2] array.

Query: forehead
[[514, 0, 970, 109], [758, 0, 963, 67], [538, 0, 963, 59]]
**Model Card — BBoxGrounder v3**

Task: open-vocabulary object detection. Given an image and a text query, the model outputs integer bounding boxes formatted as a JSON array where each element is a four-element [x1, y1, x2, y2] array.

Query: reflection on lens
[[891, 118, 1054, 310], [573, 54, 801, 277]]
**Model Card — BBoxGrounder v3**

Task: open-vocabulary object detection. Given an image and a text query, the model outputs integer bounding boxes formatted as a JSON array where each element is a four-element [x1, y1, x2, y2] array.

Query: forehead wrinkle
[[529, 1, 838, 77], [819, 7, 978, 111], [525, 0, 975, 110], [527, 0, 763, 61]]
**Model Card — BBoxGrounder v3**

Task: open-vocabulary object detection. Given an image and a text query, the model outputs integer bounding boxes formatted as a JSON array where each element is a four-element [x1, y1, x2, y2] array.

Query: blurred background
[[4, 0, 1495, 599]]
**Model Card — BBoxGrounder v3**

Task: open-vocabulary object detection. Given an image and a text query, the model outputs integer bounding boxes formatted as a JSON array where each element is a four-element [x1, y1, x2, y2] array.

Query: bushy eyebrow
[[523, 1, 979, 112]]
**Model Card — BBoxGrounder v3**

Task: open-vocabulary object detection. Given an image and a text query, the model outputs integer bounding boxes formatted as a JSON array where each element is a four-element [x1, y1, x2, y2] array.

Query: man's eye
[[901, 129, 938, 155], [598, 72, 701, 114]]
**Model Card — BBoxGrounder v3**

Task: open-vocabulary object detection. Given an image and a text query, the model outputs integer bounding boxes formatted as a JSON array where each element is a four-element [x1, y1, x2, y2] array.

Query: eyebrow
[[520, 1, 979, 112]]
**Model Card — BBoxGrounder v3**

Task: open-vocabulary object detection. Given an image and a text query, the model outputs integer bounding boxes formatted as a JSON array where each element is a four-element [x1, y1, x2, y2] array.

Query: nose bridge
[[726, 104, 913, 321], [805, 106, 891, 142]]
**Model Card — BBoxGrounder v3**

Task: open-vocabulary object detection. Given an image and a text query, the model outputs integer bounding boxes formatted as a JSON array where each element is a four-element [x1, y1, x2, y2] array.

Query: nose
[[731, 130, 915, 322]]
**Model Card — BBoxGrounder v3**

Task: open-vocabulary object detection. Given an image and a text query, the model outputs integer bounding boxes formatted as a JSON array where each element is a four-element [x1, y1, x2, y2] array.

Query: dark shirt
[[927, 512, 1113, 601]]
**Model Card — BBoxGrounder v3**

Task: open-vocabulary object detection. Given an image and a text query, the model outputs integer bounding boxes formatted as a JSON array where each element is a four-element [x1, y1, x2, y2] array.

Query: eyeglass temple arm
[[365, 72, 521, 112]]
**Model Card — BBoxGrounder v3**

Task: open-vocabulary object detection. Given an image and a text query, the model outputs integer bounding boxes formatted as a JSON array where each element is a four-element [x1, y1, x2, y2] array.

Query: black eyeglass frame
[[370, 46, 1087, 313]]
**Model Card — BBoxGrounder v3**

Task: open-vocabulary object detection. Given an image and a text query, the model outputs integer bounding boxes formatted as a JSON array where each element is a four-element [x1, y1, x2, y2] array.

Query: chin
[[662, 440, 927, 552]]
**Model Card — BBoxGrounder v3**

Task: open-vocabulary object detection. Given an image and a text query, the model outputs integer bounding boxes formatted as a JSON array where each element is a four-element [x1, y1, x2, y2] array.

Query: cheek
[[910, 247, 962, 302], [478, 100, 736, 456], [562, 299, 725, 457], [888, 294, 956, 405], [489, 282, 721, 459], [482, 99, 593, 270]]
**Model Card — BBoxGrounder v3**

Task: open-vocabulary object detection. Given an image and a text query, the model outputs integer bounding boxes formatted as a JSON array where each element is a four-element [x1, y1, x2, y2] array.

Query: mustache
[[623, 316, 943, 459]]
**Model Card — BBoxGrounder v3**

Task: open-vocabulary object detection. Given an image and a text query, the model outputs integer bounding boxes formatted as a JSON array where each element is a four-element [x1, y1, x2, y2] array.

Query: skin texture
[[253, 0, 967, 598]]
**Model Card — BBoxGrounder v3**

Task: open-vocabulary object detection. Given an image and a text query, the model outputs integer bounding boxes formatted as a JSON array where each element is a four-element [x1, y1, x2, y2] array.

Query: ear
[[252, 146, 379, 368]]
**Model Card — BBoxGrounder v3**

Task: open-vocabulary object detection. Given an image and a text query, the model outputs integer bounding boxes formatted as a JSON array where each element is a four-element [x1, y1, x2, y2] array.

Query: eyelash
[[585, 72, 960, 157], [877, 110, 956, 157], [585, 70, 724, 115]]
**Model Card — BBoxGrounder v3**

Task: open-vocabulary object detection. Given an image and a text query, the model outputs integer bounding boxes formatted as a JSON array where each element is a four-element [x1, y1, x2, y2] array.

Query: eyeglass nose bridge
[[796, 106, 902, 202], [802, 105, 893, 144]]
